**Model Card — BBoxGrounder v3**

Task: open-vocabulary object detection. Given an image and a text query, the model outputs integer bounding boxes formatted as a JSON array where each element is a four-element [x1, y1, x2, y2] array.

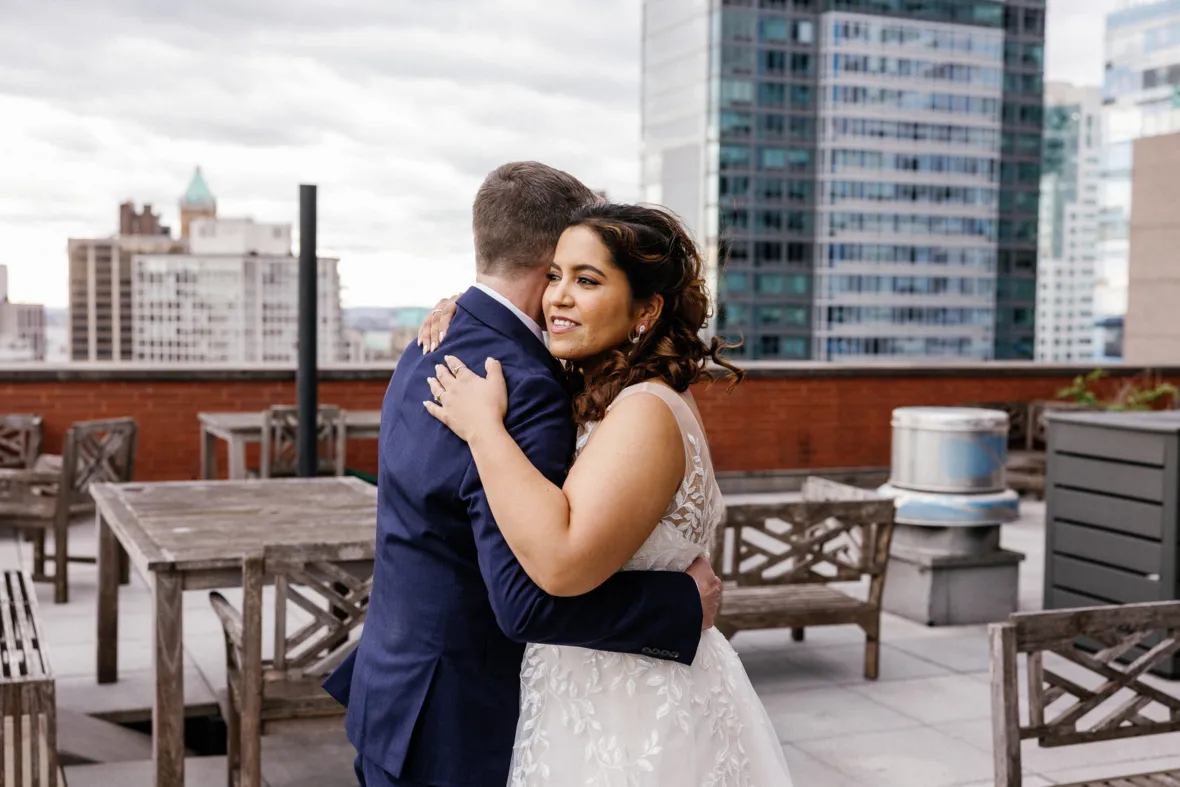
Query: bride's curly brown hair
[[562, 202, 745, 425]]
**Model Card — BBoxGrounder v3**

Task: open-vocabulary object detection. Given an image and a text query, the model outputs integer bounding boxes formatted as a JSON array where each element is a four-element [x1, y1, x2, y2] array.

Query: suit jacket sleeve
[[459, 372, 704, 666]]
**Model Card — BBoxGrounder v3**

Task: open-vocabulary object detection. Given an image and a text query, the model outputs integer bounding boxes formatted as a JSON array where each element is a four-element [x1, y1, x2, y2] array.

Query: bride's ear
[[634, 294, 664, 330]]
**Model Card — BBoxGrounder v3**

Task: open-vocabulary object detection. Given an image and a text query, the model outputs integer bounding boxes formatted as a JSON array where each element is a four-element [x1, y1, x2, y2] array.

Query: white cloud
[[0, 0, 1114, 308]]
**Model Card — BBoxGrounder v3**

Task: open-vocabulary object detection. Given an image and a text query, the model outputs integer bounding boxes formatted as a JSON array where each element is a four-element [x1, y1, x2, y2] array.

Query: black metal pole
[[297, 184, 318, 477]]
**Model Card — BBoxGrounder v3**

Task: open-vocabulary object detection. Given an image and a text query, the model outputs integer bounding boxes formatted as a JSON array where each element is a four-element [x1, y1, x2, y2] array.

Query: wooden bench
[[712, 477, 896, 680], [990, 600, 1180, 786], [0, 570, 59, 786], [210, 542, 374, 787]]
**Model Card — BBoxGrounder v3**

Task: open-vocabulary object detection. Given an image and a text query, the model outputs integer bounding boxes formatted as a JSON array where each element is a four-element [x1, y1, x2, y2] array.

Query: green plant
[[1056, 368, 1179, 411], [1056, 368, 1106, 407]]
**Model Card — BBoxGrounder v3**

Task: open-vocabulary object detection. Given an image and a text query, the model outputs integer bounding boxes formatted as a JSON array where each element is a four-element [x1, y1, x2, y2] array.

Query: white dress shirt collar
[[471, 283, 545, 343]]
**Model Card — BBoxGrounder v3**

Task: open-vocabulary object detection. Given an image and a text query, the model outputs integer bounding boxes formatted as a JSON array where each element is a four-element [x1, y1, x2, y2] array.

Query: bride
[[422, 202, 794, 786]]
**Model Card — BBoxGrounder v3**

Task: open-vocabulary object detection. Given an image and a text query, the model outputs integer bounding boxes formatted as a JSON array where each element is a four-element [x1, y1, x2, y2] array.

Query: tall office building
[[131, 249, 344, 364], [132, 217, 344, 364], [641, 0, 1045, 361], [1034, 83, 1100, 362], [68, 234, 180, 361], [0, 264, 46, 362], [1099, 0, 1180, 342]]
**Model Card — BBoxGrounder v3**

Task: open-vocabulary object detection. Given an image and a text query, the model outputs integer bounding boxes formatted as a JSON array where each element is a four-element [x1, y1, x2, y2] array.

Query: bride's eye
[[577, 277, 599, 286], [546, 273, 560, 282]]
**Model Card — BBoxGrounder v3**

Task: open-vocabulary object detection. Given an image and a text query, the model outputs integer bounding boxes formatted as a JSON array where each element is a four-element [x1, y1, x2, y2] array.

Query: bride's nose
[[547, 279, 575, 307]]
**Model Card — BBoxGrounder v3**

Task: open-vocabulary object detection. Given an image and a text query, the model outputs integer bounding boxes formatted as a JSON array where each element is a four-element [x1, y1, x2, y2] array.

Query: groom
[[324, 162, 721, 787]]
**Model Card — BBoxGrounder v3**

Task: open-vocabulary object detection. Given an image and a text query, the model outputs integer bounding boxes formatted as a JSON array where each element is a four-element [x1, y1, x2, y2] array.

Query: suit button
[[671, 652, 679, 658]]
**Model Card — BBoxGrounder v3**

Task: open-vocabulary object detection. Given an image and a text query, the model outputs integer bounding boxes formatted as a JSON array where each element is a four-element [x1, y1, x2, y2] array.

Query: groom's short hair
[[473, 162, 598, 276]]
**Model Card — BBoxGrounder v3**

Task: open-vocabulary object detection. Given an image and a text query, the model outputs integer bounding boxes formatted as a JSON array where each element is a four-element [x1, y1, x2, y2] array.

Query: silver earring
[[631, 324, 646, 344]]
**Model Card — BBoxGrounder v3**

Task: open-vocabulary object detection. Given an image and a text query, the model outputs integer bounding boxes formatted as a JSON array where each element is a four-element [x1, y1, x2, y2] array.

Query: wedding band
[[432, 308, 444, 314]]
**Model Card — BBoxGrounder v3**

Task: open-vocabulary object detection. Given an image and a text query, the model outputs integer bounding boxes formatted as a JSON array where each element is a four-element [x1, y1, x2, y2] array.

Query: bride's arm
[[426, 358, 685, 597]]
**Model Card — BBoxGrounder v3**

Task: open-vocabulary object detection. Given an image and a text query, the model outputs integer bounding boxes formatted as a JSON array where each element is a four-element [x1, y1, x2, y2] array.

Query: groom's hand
[[686, 556, 722, 631]]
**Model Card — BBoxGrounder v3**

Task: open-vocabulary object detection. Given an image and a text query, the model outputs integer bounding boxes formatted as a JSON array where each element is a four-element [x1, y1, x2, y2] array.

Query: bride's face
[[543, 226, 642, 363]]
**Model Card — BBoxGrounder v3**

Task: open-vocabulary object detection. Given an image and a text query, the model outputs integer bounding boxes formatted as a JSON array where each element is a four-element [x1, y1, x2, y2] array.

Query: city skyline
[[0, 0, 1121, 310]]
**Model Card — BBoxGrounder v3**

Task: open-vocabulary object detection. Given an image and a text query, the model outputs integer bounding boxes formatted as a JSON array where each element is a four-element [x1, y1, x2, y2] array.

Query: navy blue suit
[[323, 288, 703, 787]]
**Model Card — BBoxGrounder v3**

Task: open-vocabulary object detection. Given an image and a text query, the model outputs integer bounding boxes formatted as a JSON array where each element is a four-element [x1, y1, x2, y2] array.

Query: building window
[[721, 79, 754, 104], [786, 243, 809, 264], [790, 85, 812, 109], [722, 44, 756, 72], [722, 13, 755, 41], [760, 17, 789, 43], [723, 304, 750, 325], [755, 273, 784, 294], [720, 110, 753, 137], [720, 145, 750, 169], [761, 50, 786, 76], [793, 20, 813, 44], [759, 114, 785, 138], [719, 176, 750, 197], [757, 306, 784, 325], [787, 148, 811, 171], [725, 272, 750, 293], [723, 210, 749, 230], [783, 337, 807, 358], [756, 242, 783, 263], [760, 147, 787, 169], [758, 83, 786, 107]]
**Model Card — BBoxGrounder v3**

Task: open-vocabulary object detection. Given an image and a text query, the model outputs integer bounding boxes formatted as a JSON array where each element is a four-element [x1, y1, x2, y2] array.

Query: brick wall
[[1, 363, 1176, 481]]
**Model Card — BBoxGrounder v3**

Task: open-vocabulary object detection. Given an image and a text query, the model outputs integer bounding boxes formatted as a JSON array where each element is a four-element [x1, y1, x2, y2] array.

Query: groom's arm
[[460, 373, 704, 667]]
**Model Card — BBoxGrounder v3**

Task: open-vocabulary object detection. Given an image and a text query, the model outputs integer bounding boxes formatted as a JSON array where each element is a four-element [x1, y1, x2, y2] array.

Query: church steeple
[[179, 166, 217, 239]]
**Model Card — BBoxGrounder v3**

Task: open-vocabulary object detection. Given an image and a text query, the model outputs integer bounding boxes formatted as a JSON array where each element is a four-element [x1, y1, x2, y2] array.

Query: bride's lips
[[548, 315, 580, 335]]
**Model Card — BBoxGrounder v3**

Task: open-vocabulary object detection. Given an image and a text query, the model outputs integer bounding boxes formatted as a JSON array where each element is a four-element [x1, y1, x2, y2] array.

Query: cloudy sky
[[0, 0, 1117, 308]]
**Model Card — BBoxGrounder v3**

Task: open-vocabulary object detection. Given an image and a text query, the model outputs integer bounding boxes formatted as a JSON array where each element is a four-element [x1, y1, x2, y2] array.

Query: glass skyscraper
[[641, 0, 1045, 361], [1099, 0, 1180, 334], [1035, 83, 1100, 363]]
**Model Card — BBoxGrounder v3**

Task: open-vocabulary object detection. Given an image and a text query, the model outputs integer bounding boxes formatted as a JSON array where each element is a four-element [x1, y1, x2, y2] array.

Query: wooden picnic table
[[90, 476, 377, 787], [197, 410, 382, 480]]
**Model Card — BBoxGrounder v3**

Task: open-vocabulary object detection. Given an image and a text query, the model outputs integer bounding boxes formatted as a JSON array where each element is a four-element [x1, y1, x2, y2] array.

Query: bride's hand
[[417, 292, 462, 354], [424, 355, 508, 443]]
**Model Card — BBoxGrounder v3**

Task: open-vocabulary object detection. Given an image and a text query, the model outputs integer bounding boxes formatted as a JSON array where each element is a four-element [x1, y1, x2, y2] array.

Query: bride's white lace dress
[[508, 382, 795, 786]]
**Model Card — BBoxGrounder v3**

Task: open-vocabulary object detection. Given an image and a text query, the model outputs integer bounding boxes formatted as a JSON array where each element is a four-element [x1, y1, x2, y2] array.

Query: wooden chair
[[256, 405, 346, 479], [990, 600, 1180, 786], [209, 541, 373, 787], [712, 477, 895, 680], [0, 415, 42, 469], [968, 401, 1029, 451], [1005, 401, 1097, 500], [1, 570, 59, 786], [0, 418, 137, 603]]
